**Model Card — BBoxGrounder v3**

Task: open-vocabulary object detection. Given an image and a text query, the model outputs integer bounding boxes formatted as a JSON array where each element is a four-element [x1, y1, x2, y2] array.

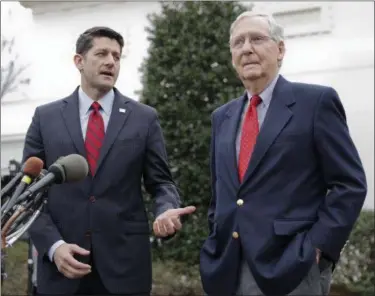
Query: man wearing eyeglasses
[[199, 11, 367, 296]]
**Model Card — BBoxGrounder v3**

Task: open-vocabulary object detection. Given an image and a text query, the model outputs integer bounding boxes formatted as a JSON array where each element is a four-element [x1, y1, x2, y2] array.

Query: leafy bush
[[139, 0, 249, 265], [332, 209, 375, 295], [151, 259, 203, 296]]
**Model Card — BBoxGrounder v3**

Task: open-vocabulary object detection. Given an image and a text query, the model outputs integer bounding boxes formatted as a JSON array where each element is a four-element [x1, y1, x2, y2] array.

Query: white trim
[[1, 96, 53, 107], [1, 133, 26, 143], [254, 2, 334, 38], [1, 97, 29, 105], [19, 1, 110, 15]]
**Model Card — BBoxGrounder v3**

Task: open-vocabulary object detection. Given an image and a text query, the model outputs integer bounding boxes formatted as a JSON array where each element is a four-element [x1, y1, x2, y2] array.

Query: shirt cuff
[[48, 240, 65, 262]]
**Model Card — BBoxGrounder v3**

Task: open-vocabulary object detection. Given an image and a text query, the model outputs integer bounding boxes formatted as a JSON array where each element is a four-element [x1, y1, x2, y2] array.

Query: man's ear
[[73, 54, 84, 72], [277, 40, 285, 66]]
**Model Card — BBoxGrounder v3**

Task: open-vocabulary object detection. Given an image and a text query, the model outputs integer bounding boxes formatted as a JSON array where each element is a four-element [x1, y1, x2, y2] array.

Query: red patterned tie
[[238, 95, 262, 182], [85, 102, 105, 175]]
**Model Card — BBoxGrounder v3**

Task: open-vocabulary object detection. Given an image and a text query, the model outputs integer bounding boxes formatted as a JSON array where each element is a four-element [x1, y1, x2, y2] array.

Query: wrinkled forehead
[[231, 16, 271, 39], [91, 37, 122, 53]]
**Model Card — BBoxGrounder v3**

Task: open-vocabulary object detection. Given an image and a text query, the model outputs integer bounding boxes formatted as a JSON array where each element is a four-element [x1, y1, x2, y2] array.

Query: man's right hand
[[53, 243, 91, 279]]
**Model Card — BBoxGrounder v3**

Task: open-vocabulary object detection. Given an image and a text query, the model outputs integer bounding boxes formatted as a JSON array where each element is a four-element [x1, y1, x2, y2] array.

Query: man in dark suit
[[199, 11, 367, 295], [23, 26, 195, 295]]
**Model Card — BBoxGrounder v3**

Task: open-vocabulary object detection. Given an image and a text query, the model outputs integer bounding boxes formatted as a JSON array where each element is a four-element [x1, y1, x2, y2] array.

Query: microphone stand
[[0, 190, 46, 285], [1, 241, 6, 283]]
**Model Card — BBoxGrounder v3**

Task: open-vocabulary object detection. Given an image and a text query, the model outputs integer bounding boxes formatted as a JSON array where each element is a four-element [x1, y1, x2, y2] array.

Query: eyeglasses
[[230, 35, 273, 49]]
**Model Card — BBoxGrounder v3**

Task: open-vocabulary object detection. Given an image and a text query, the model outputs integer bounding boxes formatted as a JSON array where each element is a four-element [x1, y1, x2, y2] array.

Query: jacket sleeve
[[23, 107, 64, 259], [142, 110, 181, 219], [307, 87, 367, 262]]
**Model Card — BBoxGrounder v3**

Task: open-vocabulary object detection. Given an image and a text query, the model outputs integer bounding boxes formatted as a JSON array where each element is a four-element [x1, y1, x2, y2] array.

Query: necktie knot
[[250, 95, 262, 107], [91, 102, 101, 112]]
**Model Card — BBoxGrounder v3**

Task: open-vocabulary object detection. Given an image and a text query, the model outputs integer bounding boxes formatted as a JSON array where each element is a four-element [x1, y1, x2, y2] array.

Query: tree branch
[[1, 35, 30, 101]]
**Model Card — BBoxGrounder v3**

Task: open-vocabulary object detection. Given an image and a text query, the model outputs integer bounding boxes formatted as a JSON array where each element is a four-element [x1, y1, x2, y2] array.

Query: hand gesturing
[[153, 206, 196, 237]]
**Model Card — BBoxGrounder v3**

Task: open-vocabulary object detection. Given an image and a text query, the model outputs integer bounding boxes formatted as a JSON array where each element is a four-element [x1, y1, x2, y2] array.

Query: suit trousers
[[75, 249, 150, 296], [236, 255, 333, 296], [75, 251, 109, 295], [37, 249, 150, 296]]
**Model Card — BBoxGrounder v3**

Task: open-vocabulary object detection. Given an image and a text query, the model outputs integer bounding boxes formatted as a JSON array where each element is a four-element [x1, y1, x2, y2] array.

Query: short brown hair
[[76, 26, 124, 55]]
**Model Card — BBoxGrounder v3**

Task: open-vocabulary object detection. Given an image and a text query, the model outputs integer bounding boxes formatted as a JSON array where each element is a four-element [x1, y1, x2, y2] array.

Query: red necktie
[[85, 102, 105, 175], [238, 95, 262, 182]]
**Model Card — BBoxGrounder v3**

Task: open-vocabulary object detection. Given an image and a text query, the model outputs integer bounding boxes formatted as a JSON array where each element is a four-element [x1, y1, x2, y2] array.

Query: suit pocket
[[273, 219, 316, 236]]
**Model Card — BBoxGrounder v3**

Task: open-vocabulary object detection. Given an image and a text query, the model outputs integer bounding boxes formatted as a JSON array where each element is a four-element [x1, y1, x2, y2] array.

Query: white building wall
[[1, 1, 374, 208]]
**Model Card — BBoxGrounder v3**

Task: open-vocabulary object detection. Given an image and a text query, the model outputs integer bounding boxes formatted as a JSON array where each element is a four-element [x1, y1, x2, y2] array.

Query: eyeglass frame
[[230, 34, 276, 49]]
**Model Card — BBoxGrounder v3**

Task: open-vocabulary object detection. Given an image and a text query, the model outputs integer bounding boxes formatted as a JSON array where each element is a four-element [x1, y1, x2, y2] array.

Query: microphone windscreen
[[57, 154, 89, 182], [23, 157, 44, 178], [48, 164, 65, 184]]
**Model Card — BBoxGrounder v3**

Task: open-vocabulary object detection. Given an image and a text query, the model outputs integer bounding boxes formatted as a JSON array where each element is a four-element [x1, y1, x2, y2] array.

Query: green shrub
[[332, 209, 375, 295], [139, 0, 249, 265], [151, 259, 203, 296]]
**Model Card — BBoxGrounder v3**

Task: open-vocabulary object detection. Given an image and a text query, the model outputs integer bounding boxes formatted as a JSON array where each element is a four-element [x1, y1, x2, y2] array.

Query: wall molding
[[19, 1, 105, 15], [254, 2, 334, 38], [1, 133, 26, 143]]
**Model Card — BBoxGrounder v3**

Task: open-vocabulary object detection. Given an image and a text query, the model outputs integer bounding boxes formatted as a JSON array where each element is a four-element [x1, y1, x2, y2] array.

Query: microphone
[[2, 170, 49, 240], [1, 173, 23, 200], [1, 155, 88, 240], [16, 154, 89, 204], [1, 157, 44, 199], [15, 168, 49, 209], [1, 157, 44, 216]]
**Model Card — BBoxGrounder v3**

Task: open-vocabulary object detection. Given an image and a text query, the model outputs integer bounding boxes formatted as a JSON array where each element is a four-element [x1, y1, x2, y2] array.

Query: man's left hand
[[153, 206, 196, 237]]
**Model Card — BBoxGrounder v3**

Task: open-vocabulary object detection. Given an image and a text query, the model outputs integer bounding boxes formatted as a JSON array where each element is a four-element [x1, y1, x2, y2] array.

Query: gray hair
[[229, 11, 284, 43]]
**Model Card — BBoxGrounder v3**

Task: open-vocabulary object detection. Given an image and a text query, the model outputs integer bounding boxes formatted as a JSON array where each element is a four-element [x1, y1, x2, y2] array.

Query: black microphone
[[1, 157, 44, 216], [1, 172, 23, 199], [1, 157, 44, 200], [4, 170, 49, 236], [16, 154, 89, 204], [18, 168, 49, 209]]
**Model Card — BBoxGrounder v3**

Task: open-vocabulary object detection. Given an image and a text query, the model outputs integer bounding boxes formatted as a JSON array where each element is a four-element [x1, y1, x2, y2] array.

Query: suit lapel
[[240, 76, 296, 188], [61, 87, 86, 157], [94, 89, 132, 176], [221, 94, 247, 188]]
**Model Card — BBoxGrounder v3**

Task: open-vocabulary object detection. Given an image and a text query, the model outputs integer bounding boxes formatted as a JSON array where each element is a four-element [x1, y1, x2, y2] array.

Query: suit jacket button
[[237, 199, 244, 206], [232, 231, 239, 239], [89, 196, 96, 202], [85, 230, 91, 237]]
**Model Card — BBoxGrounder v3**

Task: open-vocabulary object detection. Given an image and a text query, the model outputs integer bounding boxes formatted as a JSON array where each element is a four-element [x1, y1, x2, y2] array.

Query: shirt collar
[[247, 74, 280, 107], [78, 87, 115, 117]]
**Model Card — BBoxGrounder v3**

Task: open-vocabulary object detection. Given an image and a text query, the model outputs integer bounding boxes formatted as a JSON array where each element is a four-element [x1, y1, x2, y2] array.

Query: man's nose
[[105, 55, 115, 65], [241, 39, 254, 54]]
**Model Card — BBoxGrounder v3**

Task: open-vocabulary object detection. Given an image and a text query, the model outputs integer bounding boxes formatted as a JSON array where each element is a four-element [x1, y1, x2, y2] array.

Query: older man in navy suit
[[23, 26, 195, 295], [199, 11, 367, 295]]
